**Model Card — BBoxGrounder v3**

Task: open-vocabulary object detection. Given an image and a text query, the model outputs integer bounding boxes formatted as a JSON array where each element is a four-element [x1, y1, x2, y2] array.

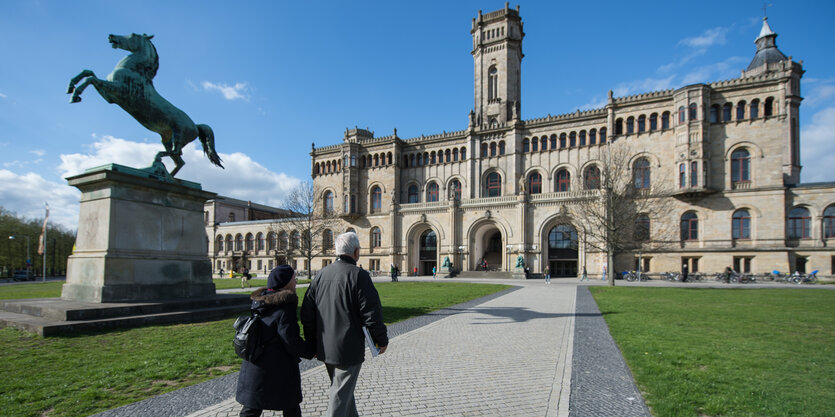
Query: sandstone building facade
[[207, 5, 835, 279]]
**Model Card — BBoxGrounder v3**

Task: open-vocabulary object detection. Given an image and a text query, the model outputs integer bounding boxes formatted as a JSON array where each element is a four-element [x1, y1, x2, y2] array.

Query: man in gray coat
[[301, 232, 388, 417]]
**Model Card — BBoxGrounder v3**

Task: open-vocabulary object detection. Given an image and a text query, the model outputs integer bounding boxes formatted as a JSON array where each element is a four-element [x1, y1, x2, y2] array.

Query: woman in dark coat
[[236, 265, 314, 417]]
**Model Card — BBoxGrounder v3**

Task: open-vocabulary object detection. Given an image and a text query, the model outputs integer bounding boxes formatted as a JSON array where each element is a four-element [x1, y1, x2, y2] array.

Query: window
[[235, 234, 243, 251], [256, 233, 265, 251], [485, 172, 501, 197], [527, 172, 542, 194], [626, 117, 634, 134], [691, 161, 698, 187], [490, 142, 497, 156], [324, 191, 334, 213], [750, 99, 760, 119], [449, 179, 462, 201], [444, 149, 450, 163], [689, 103, 697, 120], [731, 148, 750, 184], [550, 134, 557, 149], [737, 101, 746, 120], [370, 186, 382, 212], [638, 116, 645, 133], [408, 184, 419, 203], [600, 128, 607, 143], [723, 103, 732, 121], [788, 207, 811, 239], [556, 169, 571, 192], [323, 229, 333, 250], [678, 106, 686, 124], [584, 166, 600, 190], [267, 232, 276, 251], [540, 137, 547, 151], [764, 97, 774, 117], [499, 141, 506, 155], [589, 129, 597, 145], [246, 233, 254, 251], [427, 182, 439, 202], [453, 148, 459, 161], [661, 112, 670, 129], [633, 158, 651, 189], [615, 118, 623, 135], [649, 113, 658, 131], [679, 164, 686, 188], [371, 227, 381, 248], [461, 147, 467, 160], [732, 209, 751, 239], [559, 133, 567, 148], [488, 66, 498, 101], [733, 256, 753, 273], [430, 152, 436, 164], [681, 212, 699, 241], [579, 131, 586, 146], [215, 235, 223, 252], [569, 132, 576, 147], [226, 234, 233, 251], [825, 205, 835, 238], [710, 105, 720, 123], [549, 225, 578, 250], [635, 214, 650, 241], [279, 232, 288, 251], [530, 138, 538, 152], [481, 143, 489, 157]]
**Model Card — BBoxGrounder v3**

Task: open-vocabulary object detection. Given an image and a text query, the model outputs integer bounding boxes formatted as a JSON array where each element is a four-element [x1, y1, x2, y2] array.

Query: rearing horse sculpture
[[67, 33, 223, 177]]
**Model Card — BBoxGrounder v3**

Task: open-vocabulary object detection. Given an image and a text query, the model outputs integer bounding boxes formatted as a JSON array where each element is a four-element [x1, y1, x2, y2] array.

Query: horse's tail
[[197, 124, 223, 169]]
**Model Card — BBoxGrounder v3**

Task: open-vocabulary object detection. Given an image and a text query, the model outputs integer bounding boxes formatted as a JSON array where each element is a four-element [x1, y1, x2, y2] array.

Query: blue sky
[[1, 0, 834, 229]]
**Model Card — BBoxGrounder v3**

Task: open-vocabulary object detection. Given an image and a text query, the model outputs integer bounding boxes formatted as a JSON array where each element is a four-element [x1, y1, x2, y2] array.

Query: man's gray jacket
[[300, 255, 388, 366]]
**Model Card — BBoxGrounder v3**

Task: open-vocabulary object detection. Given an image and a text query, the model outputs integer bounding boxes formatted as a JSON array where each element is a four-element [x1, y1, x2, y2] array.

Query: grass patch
[[590, 287, 835, 417], [0, 281, 63, 299], [1, 282, 507, 417], [212, 278, 311, 290]]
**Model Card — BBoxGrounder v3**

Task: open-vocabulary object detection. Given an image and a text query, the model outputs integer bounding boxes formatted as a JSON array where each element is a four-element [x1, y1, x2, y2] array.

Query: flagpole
[[42, 202, 48, 282]]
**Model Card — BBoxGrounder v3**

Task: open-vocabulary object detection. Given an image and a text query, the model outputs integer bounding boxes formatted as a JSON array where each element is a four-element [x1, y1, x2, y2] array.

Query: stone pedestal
[[62, 164, 217, 303], [513, 266, 527, 279]]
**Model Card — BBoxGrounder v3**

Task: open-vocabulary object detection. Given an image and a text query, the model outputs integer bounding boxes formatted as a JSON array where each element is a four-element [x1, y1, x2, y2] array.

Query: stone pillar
[[62, 164, 217, 302]]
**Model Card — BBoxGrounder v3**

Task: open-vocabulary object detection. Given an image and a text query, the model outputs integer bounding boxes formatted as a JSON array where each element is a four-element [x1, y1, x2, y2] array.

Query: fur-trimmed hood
[[249, 287, 298, 307]]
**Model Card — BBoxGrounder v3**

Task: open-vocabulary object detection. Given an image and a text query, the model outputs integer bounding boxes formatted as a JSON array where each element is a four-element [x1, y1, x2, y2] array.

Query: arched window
[[549, 225, 578, 250], [615, 118, 623, 135], [661, 112, 670, 129], [750, 99, 760, 119], [689, 103, 697, 120], [445, 149, 450, 162], [256, 233, 265, 251], [323, 191, 334, 213], [635, 214, 650, 241], [374, 154, 380, 167], [407, 184, 419, 203], [370, 186, 382, 212], [530, 138, 538, 152], [226, 234, 233, 252], [626, 117, 634, 134], [691, 161, 698, 187], [268, 232, 277, 251], [499, 141, 506, 155], [323, 229, 333, 250], [633, 158, 651, 189], [449, 179, 462, 201], [681, 212, 699, 241], [637, 115, 646, 133], [550, 134, 557, 149], [579, 131, 586, 146], [426, 182, 439, 202], [679, 164, 686, 188], [488, 66, 498, 101], [824, 205, 835, 239], [245, 233, 254, 251], [234, 234, 243, 251], [569, 132, 577, 147], [527, 172, 542, 194], [430, 151, 436, 164], [710, 104, 720, 123], [522, 139, 530, 153], [736, 101, 746, 120], [403, 155, 409, 167], [678, 106, 686, 124], [485, 172, 501, 197], [481, 143, 489, 157], [788, 207, 811, 239], [764, 97, 774, 117], [723, 103, 732, 121], [589, 129, 597, 145], [559, 133, 567, 148], [423, 152, 428, 165], [314, 163, 320, 175], [732, 209, 751, 240], [731, 148, 751, 184], [649, 113, 658, 131], [461, 147, 467, 160], [409, 154, 415, 167], [387, 152, 393, 165], [584, 166, 600, 190], [540, 137, 547, 151], [302, 231, 311, 251], [555, 169, 571, 192], [278, 232, 288, 251], [453, 148, 459, 161], [370, 227, 381, 248], [215, 235, 224, 253], [291, 231, 300, 250], [600, 127, 607, 143], [490, 142, 497, 156]]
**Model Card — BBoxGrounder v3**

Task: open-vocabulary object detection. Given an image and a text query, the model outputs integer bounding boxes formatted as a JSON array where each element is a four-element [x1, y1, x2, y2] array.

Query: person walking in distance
[[544, 265, 551, 284], [580, 266, 588, 281], [681, 262, 689, 283], [301, 232, 388, 417], [432, 265, 437, 279]]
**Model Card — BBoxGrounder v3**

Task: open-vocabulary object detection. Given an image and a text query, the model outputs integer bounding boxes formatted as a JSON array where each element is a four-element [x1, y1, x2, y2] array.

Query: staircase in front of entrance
[[455, 271, 516, 279]]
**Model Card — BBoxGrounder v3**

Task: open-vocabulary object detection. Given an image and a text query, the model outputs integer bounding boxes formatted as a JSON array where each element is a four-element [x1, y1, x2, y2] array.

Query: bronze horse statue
[[67, 33, 223, 177]]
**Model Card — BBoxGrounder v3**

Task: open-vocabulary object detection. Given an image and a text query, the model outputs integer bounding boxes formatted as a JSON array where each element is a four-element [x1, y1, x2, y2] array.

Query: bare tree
[[574, 140, 677, 286], [269, 180, 340, 278]]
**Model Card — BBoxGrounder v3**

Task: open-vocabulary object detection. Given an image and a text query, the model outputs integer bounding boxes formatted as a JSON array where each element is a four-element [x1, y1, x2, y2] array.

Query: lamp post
[[8, 235, 31, 279]]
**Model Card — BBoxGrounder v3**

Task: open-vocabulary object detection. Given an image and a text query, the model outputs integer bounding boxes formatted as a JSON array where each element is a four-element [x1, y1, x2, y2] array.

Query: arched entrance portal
[[470, 223, 503, 271], [419, 230, 437, 276], [547, 225, 578, 277]]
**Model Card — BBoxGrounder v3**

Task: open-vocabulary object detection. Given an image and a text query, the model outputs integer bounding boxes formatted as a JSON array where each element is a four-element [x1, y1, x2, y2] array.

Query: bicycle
[[624, 270, 649, 282], [792, 270, 818, 284]]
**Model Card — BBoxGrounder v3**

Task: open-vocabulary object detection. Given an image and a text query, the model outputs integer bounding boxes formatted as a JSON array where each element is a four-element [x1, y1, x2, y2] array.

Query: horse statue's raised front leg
[[67, 70, 95, 94], [68, 70, 105, 103]]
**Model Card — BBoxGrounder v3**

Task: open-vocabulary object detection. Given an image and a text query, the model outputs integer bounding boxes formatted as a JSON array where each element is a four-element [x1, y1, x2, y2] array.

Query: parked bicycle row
[[618, 269, 819, 284]]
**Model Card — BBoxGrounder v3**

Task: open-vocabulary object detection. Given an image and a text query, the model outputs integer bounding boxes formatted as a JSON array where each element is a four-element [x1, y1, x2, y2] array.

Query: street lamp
[[9, 235, 31, 279]]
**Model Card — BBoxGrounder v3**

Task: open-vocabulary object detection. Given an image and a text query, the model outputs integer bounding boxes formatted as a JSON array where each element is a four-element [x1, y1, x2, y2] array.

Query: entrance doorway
[[547, 225, 578, 277], [419, 230, 437, 275]]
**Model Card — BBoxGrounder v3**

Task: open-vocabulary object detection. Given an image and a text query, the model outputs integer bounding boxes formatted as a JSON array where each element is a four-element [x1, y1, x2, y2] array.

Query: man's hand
[[378, 345, 387, 354]]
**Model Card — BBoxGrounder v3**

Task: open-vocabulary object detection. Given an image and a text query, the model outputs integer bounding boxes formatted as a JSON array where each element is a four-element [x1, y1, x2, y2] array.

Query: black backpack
[[233, 312, 266, 362]]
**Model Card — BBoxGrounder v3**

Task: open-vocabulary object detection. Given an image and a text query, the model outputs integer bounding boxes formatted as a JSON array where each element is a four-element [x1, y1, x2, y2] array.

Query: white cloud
[[613, 75, 677, 97], [804, 83, 835, 108], [679, 27, 728, 48], [0, 170, 80, 230], [680, 56, 746, 85], [30, 150, 45, 157], [800, 107, 835, 183], [0, 92, 7, 99], [201, 81, 249, 101]]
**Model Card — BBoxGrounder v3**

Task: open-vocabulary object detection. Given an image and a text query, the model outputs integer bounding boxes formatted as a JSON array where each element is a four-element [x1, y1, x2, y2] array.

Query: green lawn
[[590, 287, 835, 417], [0, 281, 507, 417], [0, 281, 63, 299]]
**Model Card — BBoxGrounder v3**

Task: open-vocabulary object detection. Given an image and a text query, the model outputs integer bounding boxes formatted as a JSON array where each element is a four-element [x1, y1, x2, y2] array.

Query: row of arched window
[[522, 128, 609, 153], [677, 204, 835, 242], [313, 159, 341, 175], [403, 147, 468, 168], [615, 112, 671, 135], [215, 226, 385, 254], [707, 97, 775, 124], [358, 152, 394, 169]]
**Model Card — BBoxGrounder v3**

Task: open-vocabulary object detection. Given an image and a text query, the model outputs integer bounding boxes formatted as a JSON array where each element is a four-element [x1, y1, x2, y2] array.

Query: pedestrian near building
[[432, 265, 436, 279], [544, 265, 551, 284], [580, 266, 588, 281], [682, 262, 689, 283], [236, 265, 314, 417], [301, 232, 388, 417]]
